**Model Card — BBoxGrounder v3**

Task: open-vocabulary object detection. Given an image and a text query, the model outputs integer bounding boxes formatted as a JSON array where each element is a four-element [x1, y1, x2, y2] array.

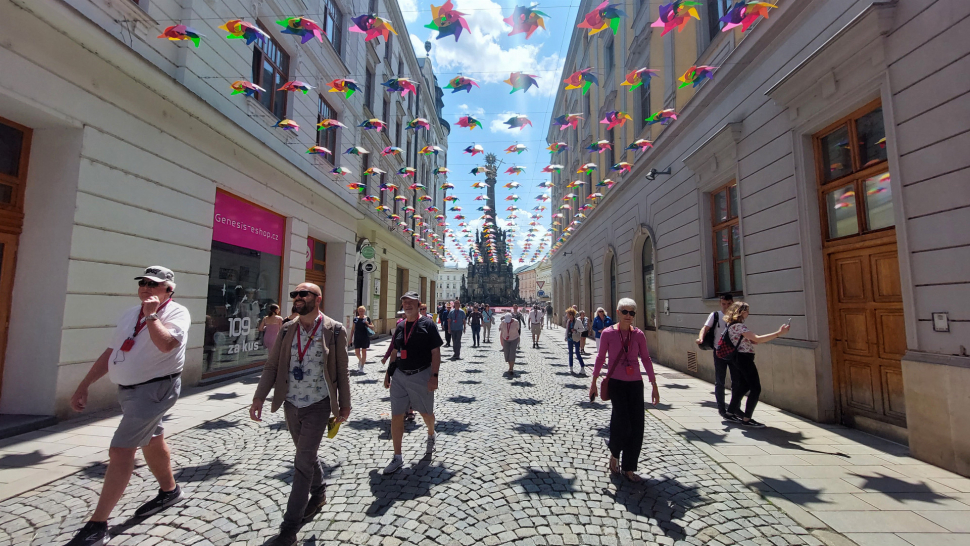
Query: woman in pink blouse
[[589, 298, 661, 482]]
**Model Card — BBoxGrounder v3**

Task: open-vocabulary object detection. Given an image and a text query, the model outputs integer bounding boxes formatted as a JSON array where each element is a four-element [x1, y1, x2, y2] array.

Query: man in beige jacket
[[250, 282, 350, 546]]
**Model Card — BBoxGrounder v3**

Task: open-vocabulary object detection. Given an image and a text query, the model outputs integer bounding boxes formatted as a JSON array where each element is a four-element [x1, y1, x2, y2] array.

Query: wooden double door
[[826, 239, 907, 430]]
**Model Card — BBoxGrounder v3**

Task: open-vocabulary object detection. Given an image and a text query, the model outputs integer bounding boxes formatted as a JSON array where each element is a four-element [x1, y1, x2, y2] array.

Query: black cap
[[401, 291, 421, 301]]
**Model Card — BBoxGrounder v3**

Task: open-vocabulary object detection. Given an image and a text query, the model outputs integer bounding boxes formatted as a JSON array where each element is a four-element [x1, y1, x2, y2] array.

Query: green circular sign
[[360, 245, 376, 260]]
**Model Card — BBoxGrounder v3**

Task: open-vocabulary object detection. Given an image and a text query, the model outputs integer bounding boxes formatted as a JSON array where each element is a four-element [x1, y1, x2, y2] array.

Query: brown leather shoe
[[301, 490, 327, 524]]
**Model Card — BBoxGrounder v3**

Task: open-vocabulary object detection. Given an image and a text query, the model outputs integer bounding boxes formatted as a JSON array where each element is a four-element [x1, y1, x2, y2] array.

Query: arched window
[[609, 255, 617, 313], [642, 237, 656, 329]]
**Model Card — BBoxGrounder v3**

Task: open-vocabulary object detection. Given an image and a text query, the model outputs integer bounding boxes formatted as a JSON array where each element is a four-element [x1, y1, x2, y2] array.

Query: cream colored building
[[549, 0, 970, 476], [515, 263, 540, 303], [0, 0, 445, 419], [436, 266, 466, 303]]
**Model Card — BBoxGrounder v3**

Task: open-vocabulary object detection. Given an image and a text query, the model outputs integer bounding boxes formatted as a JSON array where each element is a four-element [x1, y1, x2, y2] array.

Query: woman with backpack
[[564, 307, 586, 374], [588, 298, 660, 482], [718, 301, 790, 428]]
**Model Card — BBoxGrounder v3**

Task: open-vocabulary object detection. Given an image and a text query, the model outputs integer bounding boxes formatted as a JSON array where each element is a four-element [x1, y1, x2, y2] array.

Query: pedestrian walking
[[259, 304, 284, 353], [250, 283, 350, 546], [579, 310, 591, 354], [383, 292, 443, 474], [442, 302, 453, 347], [591, 308, 612, 344], [468, 304, 483, 347], [564, 308, 586, 374], [589, 298, 660, 483], [695, 293, 737, 420], [545, 302, 554, 328], [528, 305, 544, 348], [64, 266, 191, 546], [482, 304, 494, 343], [500, 312, 521, 377], [720, 302, 790, 428], [448, 299, 466, 360], [511, 304, 525, 330], [350, 306, 374, 373], [420, 303, 434, 322]]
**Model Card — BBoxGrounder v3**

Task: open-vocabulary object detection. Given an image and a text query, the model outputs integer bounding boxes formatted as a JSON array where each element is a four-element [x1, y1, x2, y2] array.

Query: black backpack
[[699, 312, 719, 351]]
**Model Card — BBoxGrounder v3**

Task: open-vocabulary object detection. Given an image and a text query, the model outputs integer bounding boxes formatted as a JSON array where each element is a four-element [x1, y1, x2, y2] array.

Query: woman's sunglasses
[[619, 309, 637, 317], [289, 290, 320, 299], [137, 279, 160, 288]]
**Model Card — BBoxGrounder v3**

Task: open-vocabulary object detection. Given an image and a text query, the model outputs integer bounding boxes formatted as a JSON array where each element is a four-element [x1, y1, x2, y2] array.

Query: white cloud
[[399, 0, 420, 24], [457, 104, 485, 116]]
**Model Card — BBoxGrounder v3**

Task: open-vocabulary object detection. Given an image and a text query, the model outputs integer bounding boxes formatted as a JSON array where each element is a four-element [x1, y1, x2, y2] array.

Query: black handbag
[[699, 312, 719, 351]]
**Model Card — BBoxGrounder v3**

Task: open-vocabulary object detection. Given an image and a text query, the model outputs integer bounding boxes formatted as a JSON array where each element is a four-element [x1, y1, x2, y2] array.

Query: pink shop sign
[[212, 190, 285, 256]]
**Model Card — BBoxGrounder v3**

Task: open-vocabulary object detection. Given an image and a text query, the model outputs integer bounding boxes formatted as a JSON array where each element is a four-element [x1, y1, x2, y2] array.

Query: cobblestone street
[[0, 333, 824, 546]]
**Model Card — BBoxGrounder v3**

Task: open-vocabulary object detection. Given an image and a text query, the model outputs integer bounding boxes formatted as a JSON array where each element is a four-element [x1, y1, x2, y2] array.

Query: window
[[706, 0, 730, 43], [642, 237, 656, 330], [395, 111, 402, 147], [398, 59, 404, 78], [321, 0, 343, 55], [711, 181, 742, 294], [606, 128, 615, 169], [639, 80, 651, 133], [385, 34, 393, 62], [252, 26, 289, 119], [361, 153, 370, 197], [365, 66, 375, 113], [609, 255, 617, 314], [380, 172, 387, 206], [584, 92, 591, 120], [814, 101, 892, 241], [317, 96, 337, 165], [0, 119, 29, 208]]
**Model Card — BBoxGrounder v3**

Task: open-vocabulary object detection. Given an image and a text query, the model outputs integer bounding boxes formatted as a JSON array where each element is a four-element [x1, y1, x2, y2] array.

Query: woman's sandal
[[609, 456, 620, 475], [624, 471, 642, 482]]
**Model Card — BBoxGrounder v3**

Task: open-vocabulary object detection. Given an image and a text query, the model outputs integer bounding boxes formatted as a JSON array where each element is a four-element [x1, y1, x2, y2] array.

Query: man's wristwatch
[[147, 313, 160, 322]]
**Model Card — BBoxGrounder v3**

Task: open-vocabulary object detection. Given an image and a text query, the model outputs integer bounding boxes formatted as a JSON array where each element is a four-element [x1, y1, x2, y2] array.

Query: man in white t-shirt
[[696, 293, 738, 421], [65, 266, 191, 546], [528, 305, 544, 349]]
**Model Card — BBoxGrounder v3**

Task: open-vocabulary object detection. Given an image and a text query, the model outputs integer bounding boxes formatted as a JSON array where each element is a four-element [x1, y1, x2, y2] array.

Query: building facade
[[549, 0, 970, 476], [436, 266, 466, 303], [516, 263, 540, 303], [0, 0, 444, 418], [535, 259, 553, 303]]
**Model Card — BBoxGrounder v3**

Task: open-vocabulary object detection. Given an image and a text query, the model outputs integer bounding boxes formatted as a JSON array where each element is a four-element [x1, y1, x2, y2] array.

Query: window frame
[[361, 153, 370, 198], [321, 0, 343, 56], [638, 79, 652, 133], [705, 0, 730, 44], [252, 24, 290, 120], [364, 66, 375, 113], [812, 99, 892, 245], [0, 116, 32, 213], [710, 180, 742, 295], [641, 236, 656, 331], [316, 95, 338, 166]]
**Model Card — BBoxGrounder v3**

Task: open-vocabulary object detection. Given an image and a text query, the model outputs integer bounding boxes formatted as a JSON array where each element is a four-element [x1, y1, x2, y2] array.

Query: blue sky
[[397, 0, 581, 267]]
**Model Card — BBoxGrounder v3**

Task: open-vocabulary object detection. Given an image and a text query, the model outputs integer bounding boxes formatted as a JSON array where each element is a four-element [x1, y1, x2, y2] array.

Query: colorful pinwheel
[[564, 68, 599, 95], [278, 81, 313, 94], [398, 167, 416, 177], [651, 1, 701, 36], [470, 167, 488, 175], [382, 78, 418, 97], [626, 139, 653, 152], [601, 111, 632, 130], [612, 162, 633, 174], [419, 145, 444, 155], [158, 25, 204, 47], [587, 140, 612, 153], [504, 5, 549, 39], [622, 68, 660, 91], [538, 181, 554, 188], [721, 1, 776, 32], [645, 109, 678, 126], [407, 118, 431, 131], [597, 178, 617, 189], [349, 13, 397, 41], [578, 1, 626, 36], [273, 119, 300, 132], [504, 181, 522, 189], [277, 17, 325, 44], [347, 182, 365, 191], [328, 79, 360, 98], [504, 115, 533, 130], [344, 146, 368, 155], [307, 146, 332, 156], [505, 166, 526, 175], [445, 75, 480, 94], [542, 164, 564, 173], [359, 119, 387, 131], [471, 181, 488, 188], [316, 119, 346, 131], [464, 144, 485, 156], [505, 144, 528, 154], [565, 180, 585, 188], [547, 142, 568, 154], [382, 146, 403, 156], [435, 167, 450, 176], [363, 167, 386, 176], [331, 167, 351, 176], [552, 113, 583, 130], [457, 116, 484, 130], [426, 1, 470, 41], [577, 163, 598, 175], [362, 195, 380, 203], [230, 81, 265, 97], [505, 72, 539, 94], [220, 20, 268, 45], [679, 65, 717, 88]]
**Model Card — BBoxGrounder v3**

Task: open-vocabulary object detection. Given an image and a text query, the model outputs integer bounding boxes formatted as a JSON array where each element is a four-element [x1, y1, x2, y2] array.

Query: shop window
[[317, 95, 337, 165], [252, 26, 289, 119], [814, 101, 892, 241], [306, 237, 327, 297], [711, 181, 742, 295], [204, 191, 284, 376], [642, 237, 656, 330]]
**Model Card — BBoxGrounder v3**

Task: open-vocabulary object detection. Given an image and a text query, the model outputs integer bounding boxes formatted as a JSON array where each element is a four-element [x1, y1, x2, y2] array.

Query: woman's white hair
[[616, 298, 637, 311], [595, 307, 605, 315]]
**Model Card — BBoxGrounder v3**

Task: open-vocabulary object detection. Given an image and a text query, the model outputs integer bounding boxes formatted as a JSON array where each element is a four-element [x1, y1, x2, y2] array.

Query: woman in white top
[[500, 312, 521, 378], [721, 301, 790, 428]]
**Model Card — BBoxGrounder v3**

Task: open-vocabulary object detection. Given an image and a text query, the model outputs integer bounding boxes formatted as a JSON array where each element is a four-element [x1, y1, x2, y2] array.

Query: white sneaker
[[426, 433, 438, 454], [358, 364, 364, 373], [383, 455, 404, 474]]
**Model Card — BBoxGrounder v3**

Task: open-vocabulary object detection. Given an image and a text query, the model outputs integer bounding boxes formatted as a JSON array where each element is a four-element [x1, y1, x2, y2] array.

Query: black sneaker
[[64, 521, 109, 546], [134, 485, 182, 518], [721, 413, 741, 423], [740, 418, 766, 428], [268, 527, 298, 546], [301, 489, 327, 524]]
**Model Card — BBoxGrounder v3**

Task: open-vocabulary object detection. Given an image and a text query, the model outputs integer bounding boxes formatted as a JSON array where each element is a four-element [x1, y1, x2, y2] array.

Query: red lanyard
[[121, 299, 172, 352], [618, 327, 635, 372], [296, 313, 323, 364], [402, 319, 418, 347]]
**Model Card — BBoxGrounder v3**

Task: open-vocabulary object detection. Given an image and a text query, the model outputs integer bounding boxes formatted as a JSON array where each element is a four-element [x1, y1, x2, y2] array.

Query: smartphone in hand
[[786, 318, 792, 326]]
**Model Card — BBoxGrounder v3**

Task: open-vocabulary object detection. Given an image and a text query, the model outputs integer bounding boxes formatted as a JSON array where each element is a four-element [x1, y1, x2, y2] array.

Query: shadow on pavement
[[198, 419, 239, 431], [175, 457, 237, 483], [366, 457, 455, 516], [206, 392, 240, 400], [446, 396, 476, 404], [512, 467, 577, 498], [0, 450, 54, 467], [513, 423, 555, 437], [511, 398, 542, 405], [605, 475, 712, 541]]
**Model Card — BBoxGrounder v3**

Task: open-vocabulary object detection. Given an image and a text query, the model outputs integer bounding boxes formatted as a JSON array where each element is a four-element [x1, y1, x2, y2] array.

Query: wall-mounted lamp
[[645, 167, 672, 181]]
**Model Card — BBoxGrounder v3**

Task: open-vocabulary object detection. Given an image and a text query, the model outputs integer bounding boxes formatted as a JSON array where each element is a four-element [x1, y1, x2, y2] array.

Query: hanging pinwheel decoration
[[538, 181, 554, 188], [307, 146, 332, 156], [622, 68, 660, 91], [363, 167, 386, 176], [504, 181, 522, 189], [230, 81, 265, 97], [277, 17, 325, 44], [565, 180, 585, 188], [159, 25, 204, 47], [445, 75, 480, 93], [612, 162, 633, 174], [278, 81, 313, 94], [272, 119, 299, 132], [344, 146, 369, 155], [419, 145, 444, 155], [597, 178, 617, 189], [349, 13, 397, 41], [426, 1, 471, 42], [359, 119, 387, 131], [220, 20, 269, 45], [362, 195, 380, 203], [578, 1, 626, 36], [552, 114, 584, 130], [564, 68, 599, 95], [472, 181, 488, 188], [328, 79, 361, 98], [464, 144, 485, 156], [316, 118, 347, 131], [504, 4, 549, 39], [589, 193, 604, 200], [470, 167, 488, 176], [504, 115, 533, 130], [506, 195, 520, 202], [505, 165, 526, 175], [645, 109, 678, 126], [542, 164, 564, 173], [382, 78, 418, 97], [434, 167, 450, 176], [578, 163, 598, 175], [505, 144, 528, 154], [547, 142, 568, 154], [382, 146, 403, 156], [406, 118, 431, 131], [347, 182, 365, 191], [418, 195, 433, 202], [651, 1, 701, 36], [444, 195, 459, 202], [587, 140, 613, 154], [679, 65, 717, 88], [398, 167, 416, 177], [457, 116, 484, 130], [721, 1, 777, 32], [536, 195, 550, 202], [601, 111, 633, 130], [626, 139, 653, 152], [505, 72, 540, 94], [331, 167, 351, 176]]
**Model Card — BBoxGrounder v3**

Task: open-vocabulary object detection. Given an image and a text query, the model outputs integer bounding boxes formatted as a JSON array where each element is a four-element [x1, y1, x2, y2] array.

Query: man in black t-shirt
[[382, 292, 443, 474]]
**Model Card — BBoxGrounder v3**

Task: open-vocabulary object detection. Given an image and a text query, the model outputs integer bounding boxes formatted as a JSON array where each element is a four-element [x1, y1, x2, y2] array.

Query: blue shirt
[[448, 309, 466, 331]]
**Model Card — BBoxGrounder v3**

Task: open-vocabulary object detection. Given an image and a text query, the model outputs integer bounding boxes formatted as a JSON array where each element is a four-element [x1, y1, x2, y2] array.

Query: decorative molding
[[683, 122, 743, 189], [903, 350, 970, 370]]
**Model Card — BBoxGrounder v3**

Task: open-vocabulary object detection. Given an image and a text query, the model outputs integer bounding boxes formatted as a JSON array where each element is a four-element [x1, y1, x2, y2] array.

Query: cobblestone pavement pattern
[[0, 335, 826, 546]]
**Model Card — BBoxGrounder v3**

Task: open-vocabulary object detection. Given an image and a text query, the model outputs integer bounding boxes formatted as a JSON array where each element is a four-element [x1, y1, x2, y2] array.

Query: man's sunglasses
[[138, 279, 160, 288], [620, 309, 637, 317], [290, 290, 320, 299]]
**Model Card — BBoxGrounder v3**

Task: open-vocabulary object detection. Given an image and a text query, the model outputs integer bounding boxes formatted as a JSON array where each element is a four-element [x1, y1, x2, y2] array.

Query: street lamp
[[645, 167, 671, 181]]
